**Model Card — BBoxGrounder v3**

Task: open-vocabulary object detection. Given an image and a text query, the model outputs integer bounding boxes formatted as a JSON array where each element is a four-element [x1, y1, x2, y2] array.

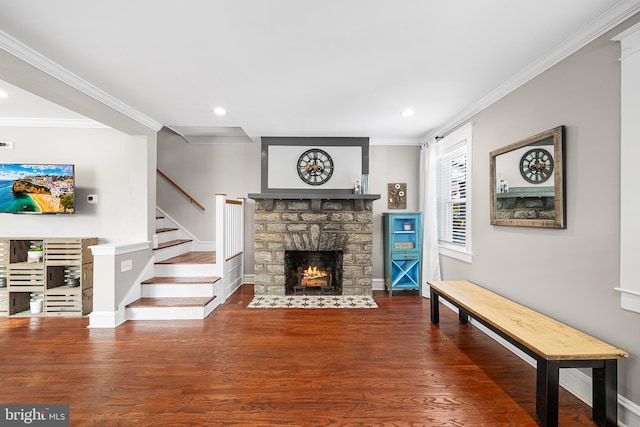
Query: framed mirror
[[490, 126, 565, 228]]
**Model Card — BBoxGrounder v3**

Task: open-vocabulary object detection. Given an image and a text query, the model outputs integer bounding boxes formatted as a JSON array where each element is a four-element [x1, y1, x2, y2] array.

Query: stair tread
[[127, 296, 216, 308], [156, 239, 192, 250], [156, 251, 216, 265], [142, 276, 221, 285], [156, 227, 178, 233]]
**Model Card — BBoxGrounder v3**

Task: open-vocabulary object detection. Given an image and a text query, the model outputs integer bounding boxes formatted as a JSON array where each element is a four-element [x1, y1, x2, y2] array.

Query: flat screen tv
[[0, 164, 75, 214]]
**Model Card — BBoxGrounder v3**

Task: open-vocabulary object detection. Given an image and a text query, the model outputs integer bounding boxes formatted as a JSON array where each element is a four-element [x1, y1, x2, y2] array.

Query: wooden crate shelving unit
[[0, 237, 97, 317]]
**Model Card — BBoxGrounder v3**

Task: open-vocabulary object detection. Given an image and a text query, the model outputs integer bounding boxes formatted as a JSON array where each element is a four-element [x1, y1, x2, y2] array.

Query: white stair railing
[[215, 194, 245, 302]]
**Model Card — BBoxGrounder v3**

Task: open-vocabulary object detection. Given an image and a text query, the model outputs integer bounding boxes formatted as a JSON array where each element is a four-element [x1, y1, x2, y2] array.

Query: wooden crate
[[9, 239, 44, 264], [82, 264, 93, 290], [45, 287, 86, 317], [0, 289, 8, 316], [82, 286, 93, 314], [44, 238, 97, 266], [0, 265, 7, 290], [0, 239, 8, 265], [8, 292, 30, 316], [8, 263, 45, 292]]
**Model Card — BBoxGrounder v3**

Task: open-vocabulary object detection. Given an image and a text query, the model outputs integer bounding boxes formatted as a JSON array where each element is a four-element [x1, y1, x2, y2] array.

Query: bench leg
[[430, 288, 439, 324], [592, 360, 617, 427], [459, 307, 469, 324], [536, 358, 559, 427]]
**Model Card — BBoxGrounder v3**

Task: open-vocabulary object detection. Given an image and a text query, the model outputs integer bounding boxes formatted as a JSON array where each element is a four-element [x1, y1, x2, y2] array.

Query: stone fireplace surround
[[249, 195, 379, 296]]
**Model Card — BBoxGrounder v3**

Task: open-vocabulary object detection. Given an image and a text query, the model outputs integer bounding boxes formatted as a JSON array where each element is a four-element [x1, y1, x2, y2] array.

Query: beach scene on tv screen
[[0, 164, 74, 213]]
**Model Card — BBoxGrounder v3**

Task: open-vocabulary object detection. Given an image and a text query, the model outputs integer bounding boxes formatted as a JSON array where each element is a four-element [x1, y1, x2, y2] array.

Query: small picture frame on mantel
[[388, 183, 406, 209]]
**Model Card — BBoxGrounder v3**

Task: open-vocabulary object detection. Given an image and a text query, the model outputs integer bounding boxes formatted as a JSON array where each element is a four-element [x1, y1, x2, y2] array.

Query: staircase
[[125, 213, 222, 320]]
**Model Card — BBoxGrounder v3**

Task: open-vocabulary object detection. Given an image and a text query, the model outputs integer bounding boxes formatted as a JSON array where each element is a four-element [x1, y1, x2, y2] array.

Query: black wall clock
[[519, 148, 554, 184], [297, 148, 334, 186]]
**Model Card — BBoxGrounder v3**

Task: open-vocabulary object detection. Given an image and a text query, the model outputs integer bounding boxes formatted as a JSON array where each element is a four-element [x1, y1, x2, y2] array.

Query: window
[[436, 124, 472, 262]]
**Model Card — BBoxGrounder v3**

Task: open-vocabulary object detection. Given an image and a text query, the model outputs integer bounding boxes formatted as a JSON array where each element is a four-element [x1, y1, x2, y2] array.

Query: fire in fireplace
[[284, 250, 343, 295]]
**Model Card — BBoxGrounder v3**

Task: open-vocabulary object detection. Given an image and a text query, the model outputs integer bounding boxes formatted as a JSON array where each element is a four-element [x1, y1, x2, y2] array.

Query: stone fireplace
[[250, 196, 379, 296]]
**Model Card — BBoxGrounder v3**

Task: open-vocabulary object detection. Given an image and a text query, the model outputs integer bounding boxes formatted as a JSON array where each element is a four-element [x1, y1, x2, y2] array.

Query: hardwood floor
[[0, 285, 597, 426]]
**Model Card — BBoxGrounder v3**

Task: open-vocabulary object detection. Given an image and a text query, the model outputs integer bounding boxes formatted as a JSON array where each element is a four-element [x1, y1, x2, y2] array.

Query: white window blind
[[437, 142, 468, 246]]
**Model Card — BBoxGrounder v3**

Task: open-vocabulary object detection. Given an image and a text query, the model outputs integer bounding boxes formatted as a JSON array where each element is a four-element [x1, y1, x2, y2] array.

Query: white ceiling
[[0, 0, 638, 143]]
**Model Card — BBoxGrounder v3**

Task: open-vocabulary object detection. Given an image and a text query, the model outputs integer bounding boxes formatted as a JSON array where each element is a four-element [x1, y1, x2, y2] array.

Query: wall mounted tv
[[0, 164, 75, 214]]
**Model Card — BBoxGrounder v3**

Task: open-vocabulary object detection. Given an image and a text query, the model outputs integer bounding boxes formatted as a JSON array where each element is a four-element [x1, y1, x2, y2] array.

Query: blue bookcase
[[382, 212, 423, 296]]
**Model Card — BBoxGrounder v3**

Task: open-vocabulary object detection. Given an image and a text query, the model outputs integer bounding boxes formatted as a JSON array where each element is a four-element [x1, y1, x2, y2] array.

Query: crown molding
[[0, 30, 162, 132], [424, 0, 640, 142], [0, 117, 108, 128], [369, 137, 424, 146]]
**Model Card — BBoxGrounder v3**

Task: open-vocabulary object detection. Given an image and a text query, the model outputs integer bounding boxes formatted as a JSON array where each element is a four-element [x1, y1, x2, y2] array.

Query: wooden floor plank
[[0, 285, 597, 426]]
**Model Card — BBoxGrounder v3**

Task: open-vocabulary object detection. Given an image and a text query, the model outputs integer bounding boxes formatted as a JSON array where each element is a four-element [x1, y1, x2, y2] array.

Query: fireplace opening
[[284, 250, 343, 295]]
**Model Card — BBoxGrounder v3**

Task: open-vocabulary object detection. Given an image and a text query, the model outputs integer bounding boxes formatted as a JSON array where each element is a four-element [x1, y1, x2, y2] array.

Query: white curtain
[[419, 141, 441, 292]]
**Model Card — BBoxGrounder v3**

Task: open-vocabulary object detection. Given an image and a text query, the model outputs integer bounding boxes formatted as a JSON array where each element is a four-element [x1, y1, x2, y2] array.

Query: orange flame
[[303, 265, 327, 280]]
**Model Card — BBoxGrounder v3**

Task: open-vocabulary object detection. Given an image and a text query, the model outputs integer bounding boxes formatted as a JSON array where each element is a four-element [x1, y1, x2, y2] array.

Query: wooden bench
[[428, 280, 628, 427]]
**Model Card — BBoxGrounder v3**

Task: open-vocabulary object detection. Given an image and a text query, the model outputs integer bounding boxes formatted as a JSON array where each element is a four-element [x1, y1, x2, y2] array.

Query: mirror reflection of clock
[[519, 148, 553, 184], [297, 148, 334, 186]]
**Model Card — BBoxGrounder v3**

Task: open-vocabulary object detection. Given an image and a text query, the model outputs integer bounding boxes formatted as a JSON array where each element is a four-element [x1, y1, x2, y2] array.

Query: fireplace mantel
[[248, 192, 380, 211]]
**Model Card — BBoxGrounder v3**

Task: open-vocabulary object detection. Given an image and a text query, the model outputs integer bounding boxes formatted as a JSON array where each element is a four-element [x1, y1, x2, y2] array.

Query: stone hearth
[[251, 197, 376, 296]]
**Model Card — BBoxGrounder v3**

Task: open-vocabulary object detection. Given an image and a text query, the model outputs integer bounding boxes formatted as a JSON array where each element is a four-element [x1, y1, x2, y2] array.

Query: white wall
[[439, 14, 640, 406], [0, 127, 150, 244]]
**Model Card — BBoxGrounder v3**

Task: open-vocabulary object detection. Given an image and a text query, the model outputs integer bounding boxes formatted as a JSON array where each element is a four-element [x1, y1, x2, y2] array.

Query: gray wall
[[370, 145, 421, 279], [157, 129, 261, 272], [157, 129, 261, 242], [0, 127, 151, 244], [440, 15, 640, 404]]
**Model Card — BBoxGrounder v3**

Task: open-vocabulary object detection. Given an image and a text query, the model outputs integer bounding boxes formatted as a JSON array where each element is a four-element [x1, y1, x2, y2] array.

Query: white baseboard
[[620, 395, 640, 427], [87, 309, 126, 328], [432, 297, 640, 427]]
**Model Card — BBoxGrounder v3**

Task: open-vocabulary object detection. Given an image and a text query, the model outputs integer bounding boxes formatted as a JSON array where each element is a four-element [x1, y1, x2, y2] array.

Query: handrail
[[157, 169, 206, 211]]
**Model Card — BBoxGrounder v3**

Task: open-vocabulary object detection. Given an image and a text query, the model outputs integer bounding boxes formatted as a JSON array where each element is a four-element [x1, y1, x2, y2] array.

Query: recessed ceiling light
[[213, 107, 227, 116], [0, 89, 8, 98], [401, 108, 414, 117]]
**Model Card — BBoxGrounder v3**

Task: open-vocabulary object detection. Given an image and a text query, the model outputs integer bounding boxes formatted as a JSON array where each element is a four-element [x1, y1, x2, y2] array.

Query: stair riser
[[141, 283, 217, 298], [154, 242, 193, 262], [155, 217, 166, 229], [126, 306, 205, 320], [126, 299, 219, 321], [156, 229, 180, 244], [154, 263, 217, 277]]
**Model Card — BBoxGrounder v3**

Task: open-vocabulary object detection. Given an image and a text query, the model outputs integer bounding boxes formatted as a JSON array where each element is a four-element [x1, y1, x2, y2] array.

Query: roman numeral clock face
[[297, 149, 334, 186], [519, 148, 554, 184]]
